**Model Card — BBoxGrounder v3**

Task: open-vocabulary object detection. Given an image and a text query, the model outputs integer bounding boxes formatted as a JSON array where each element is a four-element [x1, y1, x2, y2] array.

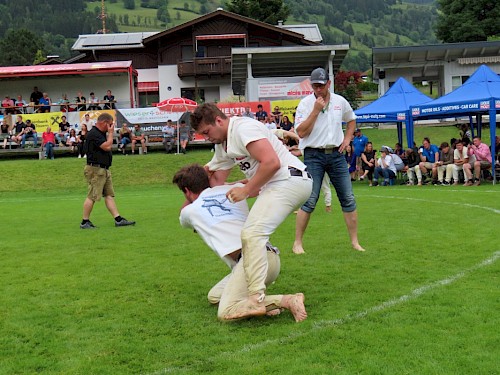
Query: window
[[139, 92, 159, 108], [181, 88, 204, 102], [181, 45, 193, 61], [452, 75, 470, 91]]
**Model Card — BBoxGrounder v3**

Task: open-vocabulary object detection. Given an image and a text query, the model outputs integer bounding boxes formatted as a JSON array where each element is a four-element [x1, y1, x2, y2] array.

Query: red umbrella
[[156, 97, 197, 112]]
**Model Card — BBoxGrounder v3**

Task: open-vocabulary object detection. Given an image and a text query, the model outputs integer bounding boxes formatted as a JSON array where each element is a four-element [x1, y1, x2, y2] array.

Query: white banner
[[118, 108, 182, 123]]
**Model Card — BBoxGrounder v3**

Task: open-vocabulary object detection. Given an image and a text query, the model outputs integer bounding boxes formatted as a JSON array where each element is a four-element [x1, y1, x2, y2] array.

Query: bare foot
[[282, 293, 307, 322], [352, 243, 365, 252], [325, 206, 332, 213], [223, 296, 267, 320], [292, 243, 305, 255]]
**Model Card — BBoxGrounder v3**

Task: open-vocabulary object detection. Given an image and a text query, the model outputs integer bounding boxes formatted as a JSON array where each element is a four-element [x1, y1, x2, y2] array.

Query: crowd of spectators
[[1, 87, 117, 114]]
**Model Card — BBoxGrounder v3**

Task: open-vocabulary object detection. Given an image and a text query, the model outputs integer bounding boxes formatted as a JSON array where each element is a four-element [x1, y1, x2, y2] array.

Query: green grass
[[0, 129, 499, 374]]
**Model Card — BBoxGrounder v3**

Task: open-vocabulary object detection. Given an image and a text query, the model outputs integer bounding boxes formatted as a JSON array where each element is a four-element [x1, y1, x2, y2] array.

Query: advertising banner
[[257, 77, 312, 100]]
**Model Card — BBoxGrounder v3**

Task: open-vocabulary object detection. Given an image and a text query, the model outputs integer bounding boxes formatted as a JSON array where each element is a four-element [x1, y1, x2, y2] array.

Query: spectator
[[58, 93, 71, 112], [255, 104, 268, 122], [42, 126, 56, 159], [434, 141, 454, 185], [15, 95, 27, 114], [452, 140, 470, 186], [2, 95, 15, 115], [66, 129, 79, 153], [460, 124, 472, 143], [21, 120, 38, 148], [352, 128, 368, 176], [77, 124, 88, 159], [321, 174, 333, 213], [281, 115, 294, 131], [373, 146, 396, 186], [271, 106, 283, 127], [103, 89, 116, 109], [38, 92, 51, 113], [405, 147, 420, 185], [463, 137, 492, 186], [1, 120, 10, 149], [263, 116, 277, 130], [11, 115, 25, 145], [56, 115, 71, 146], [242, 106, 254, 119], [80, 113, 96, 130], [394, 142, 404, 157], [117, 123, 132, 154], [162, 119, 175, 153], [87, 92, 101, 110], [360, 142, 375, 185], [415, 137, 440, 185], [345, 143, 356, 181], [178, 120, 190, 154], [75, 91, 86, 111], [131, 124, 147, 155], [30, 86, 43, 106], [390, 148, 405, 172]]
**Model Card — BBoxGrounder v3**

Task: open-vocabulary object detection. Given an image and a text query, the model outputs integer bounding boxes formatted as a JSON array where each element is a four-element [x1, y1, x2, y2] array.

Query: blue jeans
[[374, 166, 396, 184], [120, 138, 131, 146], [301, 148, 356, 213], [21, 133, 38, 147], [45, 142, 55, 159]]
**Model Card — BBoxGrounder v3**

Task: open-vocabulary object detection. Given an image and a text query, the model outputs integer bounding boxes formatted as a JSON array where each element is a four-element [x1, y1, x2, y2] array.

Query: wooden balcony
[[177, 57, 232, 78]]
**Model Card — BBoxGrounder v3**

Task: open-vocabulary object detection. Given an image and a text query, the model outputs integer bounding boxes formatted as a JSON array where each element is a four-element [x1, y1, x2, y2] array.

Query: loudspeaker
[[232, 81, 242, 95], [379, 70, 386, 79]]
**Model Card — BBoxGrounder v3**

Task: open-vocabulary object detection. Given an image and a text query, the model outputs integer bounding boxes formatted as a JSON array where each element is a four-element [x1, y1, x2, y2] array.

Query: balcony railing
[[177, 57, 232, 78]]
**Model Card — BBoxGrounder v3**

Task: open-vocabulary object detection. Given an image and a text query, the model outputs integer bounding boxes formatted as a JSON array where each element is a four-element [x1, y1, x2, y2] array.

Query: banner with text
[[257, 76, 312, 100]]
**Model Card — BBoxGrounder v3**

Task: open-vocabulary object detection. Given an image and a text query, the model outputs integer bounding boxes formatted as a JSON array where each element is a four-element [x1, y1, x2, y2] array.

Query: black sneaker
[[442, 181, 450, 186], [80, 221, 97, 229], [115, 218, 136, 227]]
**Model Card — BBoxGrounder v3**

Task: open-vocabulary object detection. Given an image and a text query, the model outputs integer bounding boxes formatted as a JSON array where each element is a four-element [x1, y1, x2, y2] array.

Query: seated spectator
[[162, 120, 176, 153], [30, 86, 43, 106], [394, 142, 404, 157], [255, 104, 267, 122], [56, 115, 71, 146], [1, 120, 11, 149], [460, 123, 472, 143], [58, 93, 71, 112], [452, 140, 470, 186], [434, 141, 454, 185], [118, 123, 133, 154], [271, 106, 283, 127], [360, 142, 376, 186], [65, 129, 79, 153], [405, 147, 420, 185], [178, 120, 191, 154], [75, 91, 86, 111], [103, 89, 116, 109], [2, 95, 15, 115], [373, 146, 396, 186], [11, 115, 26, 145], [38, 92, 51, 113], [131, 124, 147, 155], [15, 95, 27, 114], [77, 124, 88, 159], [415, 137, 440, 185], [345, 143, 356, 181], [389, 147, 405, 172], [264, 116, 277, 130], [281, 115, 294, 131], [21, 120, 38, 148], [87, 92, 101, 110], [463, 136, 492, 186], [80, 113, 96, 130], [242, 106, 254, 119], [42, 126, 56, 159]]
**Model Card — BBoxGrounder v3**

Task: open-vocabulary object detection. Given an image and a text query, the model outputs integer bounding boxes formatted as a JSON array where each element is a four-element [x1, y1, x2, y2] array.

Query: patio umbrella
[[156, 98, 198, 154], [156, 97, 197, 113]]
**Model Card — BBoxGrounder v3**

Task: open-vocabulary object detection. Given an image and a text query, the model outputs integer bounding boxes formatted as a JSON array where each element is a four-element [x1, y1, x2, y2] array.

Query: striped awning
[[137, 81, 159, 92]]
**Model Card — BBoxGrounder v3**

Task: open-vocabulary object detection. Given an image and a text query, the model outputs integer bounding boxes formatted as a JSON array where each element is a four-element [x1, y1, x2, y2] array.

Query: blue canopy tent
[[355, 77, 432, 148], [409, 64, 500, 183]]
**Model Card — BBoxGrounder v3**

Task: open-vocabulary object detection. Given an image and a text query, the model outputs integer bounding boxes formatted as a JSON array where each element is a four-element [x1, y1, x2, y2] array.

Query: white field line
[[145, 250, 500, 375]]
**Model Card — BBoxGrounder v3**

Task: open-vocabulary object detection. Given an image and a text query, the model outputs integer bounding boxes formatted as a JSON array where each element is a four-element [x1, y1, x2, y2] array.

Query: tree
[[0, 28, 45, 66], [123, 0, 136, 10], [226, 0, 290, 25], [436, 0, 499, 42], [334, 71, 362, 109]]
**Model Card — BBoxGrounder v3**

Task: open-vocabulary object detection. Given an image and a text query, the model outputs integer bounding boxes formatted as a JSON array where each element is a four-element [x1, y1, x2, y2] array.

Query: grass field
[[1, 126, 499, 374]]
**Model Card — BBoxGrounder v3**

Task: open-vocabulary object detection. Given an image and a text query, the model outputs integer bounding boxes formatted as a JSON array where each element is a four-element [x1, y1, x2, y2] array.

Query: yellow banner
[[270, 99, 301, 122], [17, 112, 64, 132]]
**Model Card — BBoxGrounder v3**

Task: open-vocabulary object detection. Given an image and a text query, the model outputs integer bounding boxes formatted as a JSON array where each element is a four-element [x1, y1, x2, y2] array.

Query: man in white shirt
[[190, 103, 312, 320], [173, 163, 307, 322], [293, 67, 364, 254], [80, 113, 96, 130]]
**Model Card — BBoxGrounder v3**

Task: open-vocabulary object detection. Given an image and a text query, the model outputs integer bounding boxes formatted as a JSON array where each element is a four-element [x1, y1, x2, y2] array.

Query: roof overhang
[[231, 45, 349, 89], [0, 61, 137, 79]]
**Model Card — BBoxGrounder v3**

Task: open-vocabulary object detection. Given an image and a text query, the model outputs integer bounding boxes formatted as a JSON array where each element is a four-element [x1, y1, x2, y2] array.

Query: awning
[[138, 81, 159, 92]]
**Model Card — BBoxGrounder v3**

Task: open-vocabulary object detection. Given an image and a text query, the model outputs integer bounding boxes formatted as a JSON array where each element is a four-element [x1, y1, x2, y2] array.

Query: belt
[[288, 166, 312, 179], [87, 163, 109, 170], [305, 147, 339, 154]]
